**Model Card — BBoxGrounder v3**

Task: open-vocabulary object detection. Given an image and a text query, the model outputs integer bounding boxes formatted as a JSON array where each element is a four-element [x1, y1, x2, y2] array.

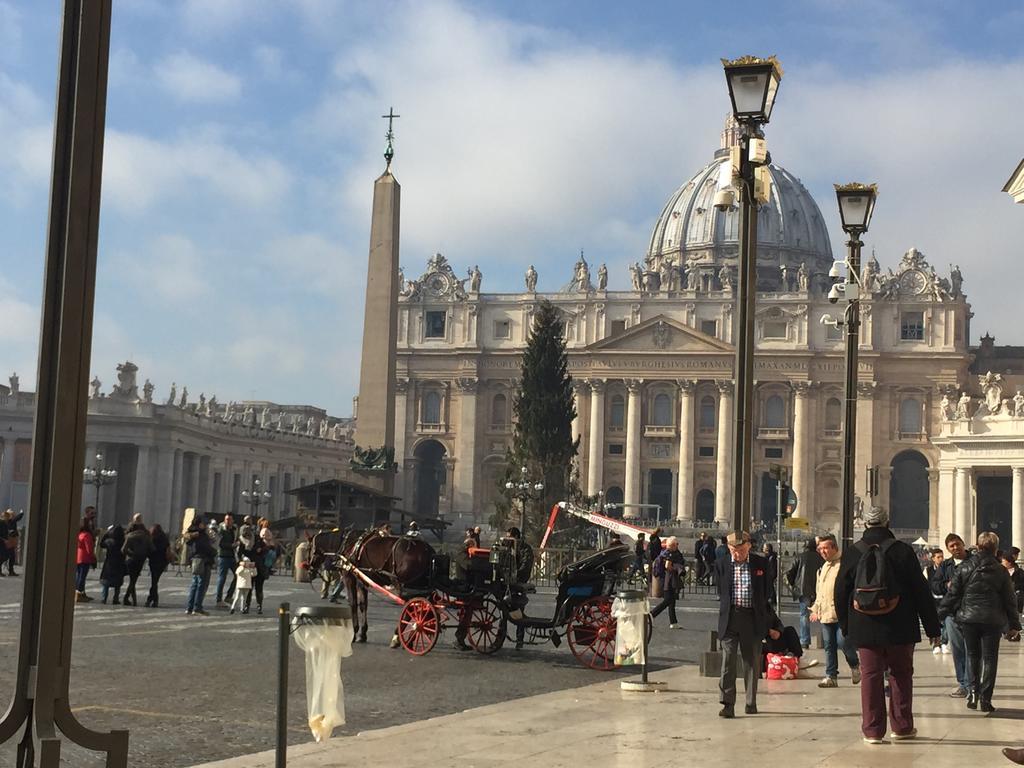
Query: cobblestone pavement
[[0, 572, 764, 767]]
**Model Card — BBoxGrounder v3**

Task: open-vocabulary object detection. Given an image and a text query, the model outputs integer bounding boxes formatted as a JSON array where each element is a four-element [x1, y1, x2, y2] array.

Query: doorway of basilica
[[647, 469, 672, 522], [413, 440, 447, 519], [976, 475, 1012, 545]]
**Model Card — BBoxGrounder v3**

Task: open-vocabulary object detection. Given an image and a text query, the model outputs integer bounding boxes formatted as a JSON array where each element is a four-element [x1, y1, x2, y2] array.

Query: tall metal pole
[[840, 237, 863, 549], [0, 2, 126, 765], [732, 125, 759, 533], [775, 477, 784, 603], [276, 602, 290, 768]]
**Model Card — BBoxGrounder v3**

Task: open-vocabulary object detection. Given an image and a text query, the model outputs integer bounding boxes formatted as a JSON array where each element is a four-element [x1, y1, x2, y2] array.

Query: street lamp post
[[241, 478, 273, 518], [505, 465, 544, 536], [829, 183, 878, 548], [82, 452, 117, 524], [721, 55, 783, 532]]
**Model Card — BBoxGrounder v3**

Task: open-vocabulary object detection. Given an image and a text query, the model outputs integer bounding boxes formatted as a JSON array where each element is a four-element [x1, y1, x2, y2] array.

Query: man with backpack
[[836, 505, 942, 744]]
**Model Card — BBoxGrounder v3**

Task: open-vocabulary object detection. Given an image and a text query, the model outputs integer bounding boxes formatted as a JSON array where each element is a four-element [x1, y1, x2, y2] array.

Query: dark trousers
[[253, 572, 265, 608], [124, 561, 144, 605], [858, 643, 915, 739], [215, 556, 236, 603], [651, 587, 678, 625], [961, 622, 1001, 704], [74, 563, 90, 592], [147, 567, 165, 606], [719, 606, 758, 707]]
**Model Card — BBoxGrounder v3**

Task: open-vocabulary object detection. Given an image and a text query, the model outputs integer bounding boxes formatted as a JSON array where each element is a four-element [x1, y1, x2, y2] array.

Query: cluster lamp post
[[82, 452, 117, 523], [241, 478, 273, 517], [720, 55, 783, 532], [505, 465, 544, 535]]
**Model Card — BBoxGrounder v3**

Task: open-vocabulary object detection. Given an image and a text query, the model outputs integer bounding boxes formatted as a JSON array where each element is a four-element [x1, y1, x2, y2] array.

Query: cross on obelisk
[[382, 106, 400, 169]]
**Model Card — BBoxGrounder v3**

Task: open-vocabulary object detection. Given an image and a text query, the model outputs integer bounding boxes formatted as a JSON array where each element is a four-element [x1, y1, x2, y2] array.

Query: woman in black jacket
[[1001, 551, 1024, 615], [121, 522, 153, 606], [98, 524, 126, 605], [146, 524, 170, 608], [939, 531, 1022, 712]]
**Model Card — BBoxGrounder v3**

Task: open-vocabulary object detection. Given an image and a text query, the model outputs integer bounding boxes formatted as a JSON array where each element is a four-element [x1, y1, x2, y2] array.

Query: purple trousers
[[858, 643, 915, 739]]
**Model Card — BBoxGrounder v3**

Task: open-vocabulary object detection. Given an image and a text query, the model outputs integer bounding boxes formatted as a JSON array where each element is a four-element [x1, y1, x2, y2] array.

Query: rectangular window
[[611, 319, 627, 335], [764, 447, 784, 459], [900, 312, 925, 341], [608, 443, 624, 455], [763, 320, 788, 340], [425, 310, 447, 339], [698, 445, 715, 458], [700, 319, 718, 337], [493, 319, 511, 339]]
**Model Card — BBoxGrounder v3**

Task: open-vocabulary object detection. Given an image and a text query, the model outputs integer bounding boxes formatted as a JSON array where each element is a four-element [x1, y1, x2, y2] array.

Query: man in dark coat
[[836, 506, 941, 744], [185, 517, 217, 616], [651, 537, 686, 628], [715, 530, 772, 718], [929, 533, 972, 696], [786, 537, 824, 648], [214, 514, 238, 607], [694, 532, 707, 584]]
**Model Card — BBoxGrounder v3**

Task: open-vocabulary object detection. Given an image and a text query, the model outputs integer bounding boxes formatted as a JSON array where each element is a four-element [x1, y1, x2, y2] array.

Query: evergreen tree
[[491, 300, 581, 542]]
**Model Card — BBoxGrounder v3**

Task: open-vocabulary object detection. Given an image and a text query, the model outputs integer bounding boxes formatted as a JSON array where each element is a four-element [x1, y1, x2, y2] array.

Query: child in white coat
[[230, 556, 256, 615]]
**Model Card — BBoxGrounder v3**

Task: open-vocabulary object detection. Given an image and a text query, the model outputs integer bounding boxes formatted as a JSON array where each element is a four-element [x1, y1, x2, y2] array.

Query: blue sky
[[2, 0, 1023, 416]]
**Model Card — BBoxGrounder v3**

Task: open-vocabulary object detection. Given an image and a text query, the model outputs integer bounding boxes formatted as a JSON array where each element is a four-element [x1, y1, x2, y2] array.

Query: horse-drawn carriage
[[307, 524, 635, 670]]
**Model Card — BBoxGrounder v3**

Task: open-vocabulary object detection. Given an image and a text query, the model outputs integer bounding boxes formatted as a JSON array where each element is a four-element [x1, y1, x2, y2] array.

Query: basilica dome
[[646, 117, 833, 291]]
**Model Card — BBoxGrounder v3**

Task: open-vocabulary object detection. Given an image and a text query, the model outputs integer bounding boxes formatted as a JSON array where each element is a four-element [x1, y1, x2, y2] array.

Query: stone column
[[395, 378, 409, 504], [676, 380, 695, 520], [791, 381, 812, 519], [715, 381, 734, 524], [937, 467, 955, 538], [454, 378, 478, 516], [623, 379, 642, 515], [927, 467, 940, 536], [170, 448, 184, 529], [187, 453, 201, 509], [1013, 467, 1024, 549], [855, 383, 876, 504], [954, 466, 972, 539], [587, 380, 605, 497], [133, 445, 151, 515], [0, 438, 15, 510], [571, 381, 586, 452]]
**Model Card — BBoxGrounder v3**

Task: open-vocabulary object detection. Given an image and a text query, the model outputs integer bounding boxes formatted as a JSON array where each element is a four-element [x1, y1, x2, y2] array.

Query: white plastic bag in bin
[[292, 607, 353, 743], [612, 591, 649, 666]]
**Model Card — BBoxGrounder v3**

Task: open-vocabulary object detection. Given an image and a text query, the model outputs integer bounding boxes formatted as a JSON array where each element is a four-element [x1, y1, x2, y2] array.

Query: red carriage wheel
[[398, 597, 441, 656], [567, 597, 617, 671], [466, 595, 507, 654]]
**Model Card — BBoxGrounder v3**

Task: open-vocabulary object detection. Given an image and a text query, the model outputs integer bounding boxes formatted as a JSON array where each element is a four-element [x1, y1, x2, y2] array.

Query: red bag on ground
[[765, 653, 799, 680]]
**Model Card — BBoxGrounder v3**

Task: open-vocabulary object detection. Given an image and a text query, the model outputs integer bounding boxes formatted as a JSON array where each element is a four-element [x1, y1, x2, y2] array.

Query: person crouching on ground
[[651, 536, 685, 629], [836, 505, 941, 745], [230, 556, 256, 614], [810, 534, 860, 688], [938, 531, 1021, 713], [715, 530, 771, 718]]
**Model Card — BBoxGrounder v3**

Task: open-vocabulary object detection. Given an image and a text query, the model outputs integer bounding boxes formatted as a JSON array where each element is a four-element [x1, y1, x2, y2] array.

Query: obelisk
[[354, 110, 401, 495]]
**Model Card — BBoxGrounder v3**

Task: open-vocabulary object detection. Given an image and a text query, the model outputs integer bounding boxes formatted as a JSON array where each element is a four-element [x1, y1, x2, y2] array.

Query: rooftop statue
[[525, 265, 538, 292]]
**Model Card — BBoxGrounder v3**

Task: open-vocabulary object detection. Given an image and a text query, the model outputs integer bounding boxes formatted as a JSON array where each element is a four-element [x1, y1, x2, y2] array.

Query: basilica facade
[[391, 121, 1024, 546]]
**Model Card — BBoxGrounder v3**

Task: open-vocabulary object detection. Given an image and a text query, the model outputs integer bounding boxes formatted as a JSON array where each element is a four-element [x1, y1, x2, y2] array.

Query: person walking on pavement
[[701, 534, 717, 586], [715, 530, 772, 718], [762, 542, 779, 607], [651, 537, 685, 628], [628, 532, 647, 583], [0, 509, 24, 576], [75, 517, 97, 602], [694, 532, 707, 585], [786, 538, 823, 648], [836, 505, 942, 745], [939, 531, 1021, 713], [185, 516, 217, 616], [237, 523, 268, 614], [809, 534, 860, 688], [214, 514, 238, 607], [98, 524, 126, 605], [930, 533, 973, 697], [146, 523, 170, 608], [647, 527, 663, 568], [230, 556, 256, 614], [121, 519, 153, 606]]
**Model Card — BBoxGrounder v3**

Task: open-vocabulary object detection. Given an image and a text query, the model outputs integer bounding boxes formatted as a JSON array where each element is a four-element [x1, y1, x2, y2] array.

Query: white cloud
[[156, 51, 242, 103], [113, 234, 209, 304], [261, 233, 351, 295], [102, 129, 292, 213], [0, 2, 22, 64], [0, 73, 52, 203]]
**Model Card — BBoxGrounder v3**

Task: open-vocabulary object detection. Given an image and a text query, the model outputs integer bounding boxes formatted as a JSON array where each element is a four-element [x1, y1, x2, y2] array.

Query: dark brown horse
[[309, 526, 434, 642]]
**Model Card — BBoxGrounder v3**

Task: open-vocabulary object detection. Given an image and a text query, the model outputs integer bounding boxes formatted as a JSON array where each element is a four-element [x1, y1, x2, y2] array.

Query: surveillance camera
[[828, 262, 842, 279], [713, 188, 736, 211], [828, 284, 843, 304]]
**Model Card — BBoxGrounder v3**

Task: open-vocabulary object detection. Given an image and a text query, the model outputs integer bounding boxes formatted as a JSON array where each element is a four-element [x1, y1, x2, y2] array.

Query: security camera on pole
[[820, 183, 878, 548], [719, 55, 783, 532]]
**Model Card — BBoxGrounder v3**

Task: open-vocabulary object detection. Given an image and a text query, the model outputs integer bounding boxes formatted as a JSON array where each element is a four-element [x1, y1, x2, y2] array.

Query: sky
[[2, 0, 1023, 417]]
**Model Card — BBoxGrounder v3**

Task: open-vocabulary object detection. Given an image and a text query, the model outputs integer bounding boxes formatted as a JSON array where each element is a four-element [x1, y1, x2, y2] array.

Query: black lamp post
[[82, 452, 117, 526], [241, 478, 272, 517], [831, 182, 878, 548], [721, 55, 783, 533], [505, 465, 544, 536]]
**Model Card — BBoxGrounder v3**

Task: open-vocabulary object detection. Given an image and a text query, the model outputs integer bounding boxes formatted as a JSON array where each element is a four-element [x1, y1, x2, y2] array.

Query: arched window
[[764, 395, 785, 428], [825, 397, 842, 430], [490, 393, 507, 428], [899, 397, 922, 434], [699, 395, 716, 429], [609, 394, 625, 428], [652, 393, 672, 426], [695, 489, 715, 523], [422, 391, 442, 425]]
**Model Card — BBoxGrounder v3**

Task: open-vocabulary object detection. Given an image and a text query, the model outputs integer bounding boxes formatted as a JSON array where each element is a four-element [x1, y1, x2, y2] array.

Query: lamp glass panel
[[763, 72, 780, 120], [730, 71, 769, 117], [839, 194, 870, 230]]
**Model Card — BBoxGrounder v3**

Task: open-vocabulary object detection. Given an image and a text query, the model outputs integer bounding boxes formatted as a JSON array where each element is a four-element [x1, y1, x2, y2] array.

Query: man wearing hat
[[836, 505, 941, 744], [715, 530, 772, 718]]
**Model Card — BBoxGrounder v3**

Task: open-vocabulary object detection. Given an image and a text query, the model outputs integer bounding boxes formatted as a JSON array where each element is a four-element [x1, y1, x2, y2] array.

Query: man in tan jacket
[[810, 534, 861, 688]]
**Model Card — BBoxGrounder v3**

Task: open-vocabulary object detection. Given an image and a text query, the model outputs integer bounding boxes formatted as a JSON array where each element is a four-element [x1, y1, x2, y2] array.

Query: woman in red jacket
[[75, 518, 97, 602]]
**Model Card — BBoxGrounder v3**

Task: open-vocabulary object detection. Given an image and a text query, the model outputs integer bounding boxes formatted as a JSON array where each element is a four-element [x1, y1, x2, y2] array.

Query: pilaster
[[676, 379, 695, 520], [624, 379, 643, 514], [715, 380, 734, 524]]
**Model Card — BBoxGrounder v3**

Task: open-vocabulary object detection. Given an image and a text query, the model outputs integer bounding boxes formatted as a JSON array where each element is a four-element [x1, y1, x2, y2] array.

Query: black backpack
[[852, 539, 901, 615]]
